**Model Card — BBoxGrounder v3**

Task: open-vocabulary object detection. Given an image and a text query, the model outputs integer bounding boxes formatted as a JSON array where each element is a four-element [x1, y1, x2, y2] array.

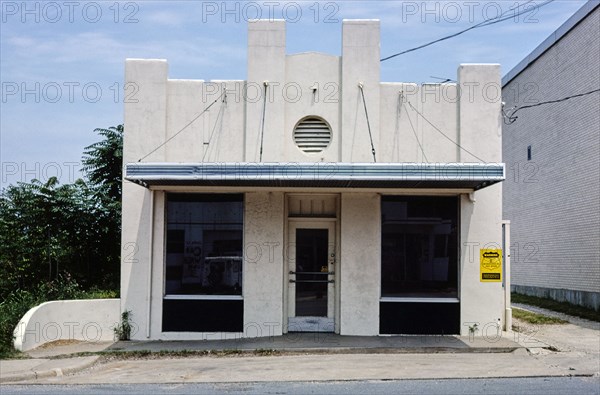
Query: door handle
[[289, 271, 335, 275], [289, 279, 334, 283]]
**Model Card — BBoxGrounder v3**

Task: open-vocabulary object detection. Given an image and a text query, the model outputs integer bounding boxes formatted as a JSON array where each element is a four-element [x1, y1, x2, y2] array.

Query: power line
[[406, 101, 486, 163], [138, 91, 226, 162], [504, 88, 600, 124], [381, 0, 552, 62]]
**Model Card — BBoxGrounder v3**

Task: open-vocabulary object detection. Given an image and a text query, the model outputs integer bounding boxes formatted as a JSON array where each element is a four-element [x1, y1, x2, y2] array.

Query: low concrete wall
[[13, 299, 120, 351], [512, 285, 599, 311]]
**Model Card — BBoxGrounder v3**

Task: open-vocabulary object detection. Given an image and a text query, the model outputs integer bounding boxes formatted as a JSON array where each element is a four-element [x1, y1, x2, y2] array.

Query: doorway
[[288, 221, 336, 332]]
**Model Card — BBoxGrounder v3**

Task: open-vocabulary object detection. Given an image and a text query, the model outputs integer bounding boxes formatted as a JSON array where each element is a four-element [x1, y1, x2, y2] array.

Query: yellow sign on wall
[[480, 249, 502, 282]]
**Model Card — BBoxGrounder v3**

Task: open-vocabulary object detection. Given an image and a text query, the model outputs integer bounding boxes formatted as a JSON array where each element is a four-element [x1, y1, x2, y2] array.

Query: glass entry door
[[288, 222, 335, 332]]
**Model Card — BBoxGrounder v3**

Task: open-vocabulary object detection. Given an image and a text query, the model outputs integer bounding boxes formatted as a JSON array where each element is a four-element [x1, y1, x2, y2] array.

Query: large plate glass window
[[381, 196, 459, 298], [165, 194, 243, 296]]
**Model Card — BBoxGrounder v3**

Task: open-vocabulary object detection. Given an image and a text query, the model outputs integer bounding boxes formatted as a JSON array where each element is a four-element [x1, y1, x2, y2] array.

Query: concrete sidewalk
[[0, 356, 99, 383], [108, 332, 522, 354], [2, 308, 598, 384], [5, 349, 599, 385], [1, 333, 520, 383], [1, 341, 112, 383]]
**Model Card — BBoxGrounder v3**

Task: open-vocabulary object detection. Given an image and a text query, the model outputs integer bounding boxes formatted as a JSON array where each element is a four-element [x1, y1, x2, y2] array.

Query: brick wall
[[502, 6, 600, 302]]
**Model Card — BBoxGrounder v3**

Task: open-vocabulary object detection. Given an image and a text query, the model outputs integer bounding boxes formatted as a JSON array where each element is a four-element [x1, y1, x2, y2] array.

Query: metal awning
[[125, 162, 505, 190]]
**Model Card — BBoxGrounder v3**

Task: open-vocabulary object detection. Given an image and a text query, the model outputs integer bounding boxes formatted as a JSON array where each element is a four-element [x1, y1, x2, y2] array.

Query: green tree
[[0, 124, 124, 297], [0, 177, 95, 297], [0, 124, 123, 357], [81, 125, 124, 288], [82, 125, 123, 202]]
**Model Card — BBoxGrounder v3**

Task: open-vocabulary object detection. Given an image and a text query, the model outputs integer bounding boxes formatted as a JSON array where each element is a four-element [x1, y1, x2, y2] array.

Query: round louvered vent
[[293, 116, 332, 154]]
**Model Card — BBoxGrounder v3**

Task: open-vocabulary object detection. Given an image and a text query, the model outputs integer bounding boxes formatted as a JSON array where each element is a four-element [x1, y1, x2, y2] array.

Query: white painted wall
[[460, 187, 504, 336], [284, 53, 341, 162], [165, 80, 246, 162], [380, 83, 459, 163], [149, 191, 165, 339], [243, 192, 285, 337], [341, 20, 380, 162], [340, 193, 380, 335], [457, 64, 504, 335], [13, 299, 120, 351], [458, 64, 502, 163], [245, 20, 286, 162], [122, 59, 168, 339]]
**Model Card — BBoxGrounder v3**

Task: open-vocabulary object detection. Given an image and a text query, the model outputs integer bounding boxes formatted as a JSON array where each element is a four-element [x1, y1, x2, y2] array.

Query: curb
[[0, 356, 99, 384], [202, 346, 524, 354], [105, 345, 525, 355]]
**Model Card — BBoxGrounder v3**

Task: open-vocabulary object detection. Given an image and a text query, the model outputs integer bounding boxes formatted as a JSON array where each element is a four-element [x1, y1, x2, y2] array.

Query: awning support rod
[[358, 82, 377, 163]]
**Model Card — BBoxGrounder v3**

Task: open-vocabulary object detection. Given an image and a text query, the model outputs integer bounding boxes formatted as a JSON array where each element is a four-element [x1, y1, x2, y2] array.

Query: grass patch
[[55, 349, 281, 361], [82, 289, 119, 299], [512, 307, 567, 325], [253, 348, 278, 356], [512, 293, 600, 322], [0, 349, 28, 359]]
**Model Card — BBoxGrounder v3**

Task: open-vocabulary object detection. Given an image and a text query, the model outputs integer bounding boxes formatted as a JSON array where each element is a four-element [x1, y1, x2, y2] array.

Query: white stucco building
[[121, 19, 507, 340]]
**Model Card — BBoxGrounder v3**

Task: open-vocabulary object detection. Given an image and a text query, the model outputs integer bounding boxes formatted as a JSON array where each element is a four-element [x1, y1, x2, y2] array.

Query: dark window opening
[[165, 193, 243, 296], [381, 196, 459, 298], [379, 302, 460, 334], [162, 299, 243, 332], [527, 145, 532, 161]]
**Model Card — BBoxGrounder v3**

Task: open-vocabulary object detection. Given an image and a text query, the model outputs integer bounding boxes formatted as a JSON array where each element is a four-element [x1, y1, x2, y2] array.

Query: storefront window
[[165, 194, 243, 296], [381, 196, 458, 298]]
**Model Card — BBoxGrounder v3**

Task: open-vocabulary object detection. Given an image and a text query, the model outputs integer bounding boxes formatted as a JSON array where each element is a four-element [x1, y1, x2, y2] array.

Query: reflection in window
[[381, 196, 458, 298], [165, 194, 243, 296]]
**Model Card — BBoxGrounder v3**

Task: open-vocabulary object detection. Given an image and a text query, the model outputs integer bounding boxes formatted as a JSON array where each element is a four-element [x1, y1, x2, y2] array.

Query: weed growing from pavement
[[512, 293, 600, 322], [113, 310, 132, 341]]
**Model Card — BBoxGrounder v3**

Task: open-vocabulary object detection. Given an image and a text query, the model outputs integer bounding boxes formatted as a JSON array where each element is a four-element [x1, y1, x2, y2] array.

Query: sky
[[0, 0, 589, 188]]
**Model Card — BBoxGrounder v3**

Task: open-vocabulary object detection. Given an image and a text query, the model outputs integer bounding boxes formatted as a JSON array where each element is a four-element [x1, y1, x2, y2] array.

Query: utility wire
[[138, 91, 226, 162], [359, 83, 377, 162], [399, 93, 429, 163], [381, 0, 552, 61], [505, 88, 600, 124], [406, 101, 486, 163]]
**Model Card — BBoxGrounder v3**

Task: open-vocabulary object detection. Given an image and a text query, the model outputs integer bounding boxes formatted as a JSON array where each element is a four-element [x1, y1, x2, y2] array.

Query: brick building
[[502, 1, 600, 310]]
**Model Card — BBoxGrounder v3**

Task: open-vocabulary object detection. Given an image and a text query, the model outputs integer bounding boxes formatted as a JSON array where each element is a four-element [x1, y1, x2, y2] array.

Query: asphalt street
[[2, 376, 600, 395]]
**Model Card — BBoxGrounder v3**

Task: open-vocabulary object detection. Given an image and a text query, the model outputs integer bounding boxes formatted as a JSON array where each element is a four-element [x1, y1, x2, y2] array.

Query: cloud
[[143, 10, 186, 26], [2, 31, 246, 81]]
